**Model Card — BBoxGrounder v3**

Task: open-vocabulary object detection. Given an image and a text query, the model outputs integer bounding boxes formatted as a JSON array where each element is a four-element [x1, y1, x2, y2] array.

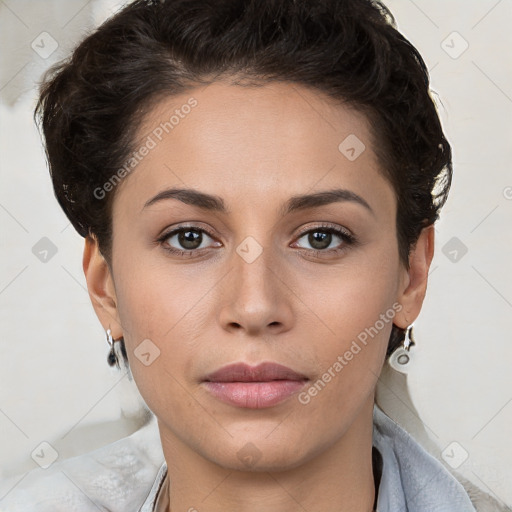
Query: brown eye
[[294, 225, 355, 253], [158, 226, 220, 256], [173, 229, 203, 250], [305, 230, 333, 250]]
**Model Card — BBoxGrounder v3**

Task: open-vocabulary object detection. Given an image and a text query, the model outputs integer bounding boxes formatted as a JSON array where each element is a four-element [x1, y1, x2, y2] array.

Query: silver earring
[[105, 329, 133, 381], [106, 328, 119, 368], [388, 325, 415, 374]]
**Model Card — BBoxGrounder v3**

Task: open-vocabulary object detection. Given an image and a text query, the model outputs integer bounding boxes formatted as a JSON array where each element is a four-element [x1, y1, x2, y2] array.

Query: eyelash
[[156, 223, 357, 258]]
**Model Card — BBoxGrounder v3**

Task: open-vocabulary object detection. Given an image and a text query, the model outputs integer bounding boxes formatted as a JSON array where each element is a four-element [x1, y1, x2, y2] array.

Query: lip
[[202, 362, 309, 409]]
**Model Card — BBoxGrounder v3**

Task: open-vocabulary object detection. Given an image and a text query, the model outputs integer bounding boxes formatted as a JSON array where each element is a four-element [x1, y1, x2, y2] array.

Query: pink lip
[[202, 362, 309, 409]]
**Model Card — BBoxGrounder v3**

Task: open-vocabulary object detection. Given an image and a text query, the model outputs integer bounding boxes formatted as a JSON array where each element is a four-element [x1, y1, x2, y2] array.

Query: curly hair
[[35, 0, 452, 357]]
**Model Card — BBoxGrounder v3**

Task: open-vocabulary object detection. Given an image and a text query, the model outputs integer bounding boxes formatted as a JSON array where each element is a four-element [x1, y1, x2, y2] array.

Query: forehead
[[114, 80, 393, 217], [138, 80, 374, 163]]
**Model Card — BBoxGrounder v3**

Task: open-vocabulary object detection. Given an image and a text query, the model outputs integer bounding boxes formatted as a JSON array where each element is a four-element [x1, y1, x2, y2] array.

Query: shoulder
[[0, 415, 164, 512], [373, 404, 510, 512]]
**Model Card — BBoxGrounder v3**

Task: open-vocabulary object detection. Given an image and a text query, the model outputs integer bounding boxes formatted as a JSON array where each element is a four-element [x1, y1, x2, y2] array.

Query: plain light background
[[0, 0, 511, 507]]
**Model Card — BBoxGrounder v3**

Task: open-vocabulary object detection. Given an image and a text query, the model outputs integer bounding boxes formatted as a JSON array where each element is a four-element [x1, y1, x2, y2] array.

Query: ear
[[83, 235, 123, 339], [394, 225, 435, 328]]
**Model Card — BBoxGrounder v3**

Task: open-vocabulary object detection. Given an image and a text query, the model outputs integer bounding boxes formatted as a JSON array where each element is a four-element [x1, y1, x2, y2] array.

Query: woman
[[2, 0, 506, 510]]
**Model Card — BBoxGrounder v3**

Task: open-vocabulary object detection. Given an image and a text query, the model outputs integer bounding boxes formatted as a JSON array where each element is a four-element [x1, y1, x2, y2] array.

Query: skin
[[83, 80, 434, 512]]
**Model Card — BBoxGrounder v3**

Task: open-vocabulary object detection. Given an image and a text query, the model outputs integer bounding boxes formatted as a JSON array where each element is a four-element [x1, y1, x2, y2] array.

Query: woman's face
[[86, 81, 431, 471]]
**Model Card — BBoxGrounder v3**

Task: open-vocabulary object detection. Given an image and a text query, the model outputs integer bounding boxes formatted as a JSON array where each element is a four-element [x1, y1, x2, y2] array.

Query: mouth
[[202, 362, 309, 409]]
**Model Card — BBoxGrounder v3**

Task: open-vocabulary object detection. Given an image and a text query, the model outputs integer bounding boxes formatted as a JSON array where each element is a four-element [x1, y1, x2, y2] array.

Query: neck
[[158, 398, 376, 512]]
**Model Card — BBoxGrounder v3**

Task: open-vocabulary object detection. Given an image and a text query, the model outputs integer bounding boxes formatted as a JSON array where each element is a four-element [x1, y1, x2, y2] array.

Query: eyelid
[[295, 222, 354, 239], [157, 222, 216, 240]]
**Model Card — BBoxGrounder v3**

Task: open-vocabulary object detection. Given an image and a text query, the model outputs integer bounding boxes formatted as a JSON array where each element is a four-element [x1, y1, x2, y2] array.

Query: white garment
[[0, 405, 502, 511]]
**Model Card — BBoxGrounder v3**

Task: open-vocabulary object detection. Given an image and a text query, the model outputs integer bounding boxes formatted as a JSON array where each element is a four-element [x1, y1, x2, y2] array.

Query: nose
[[217, 240, 294, 337]]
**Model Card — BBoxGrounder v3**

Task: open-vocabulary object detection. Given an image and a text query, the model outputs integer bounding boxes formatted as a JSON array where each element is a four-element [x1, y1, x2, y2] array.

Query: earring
[[106, 328, 119, 368], [105, 329, 133, 380], [388, 325, 415, 374]]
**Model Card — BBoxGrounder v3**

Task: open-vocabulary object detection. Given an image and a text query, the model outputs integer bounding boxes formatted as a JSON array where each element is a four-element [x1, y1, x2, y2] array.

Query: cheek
[[112, 239, 217, 338], [297, 239, 401, 346], [294, 244, 401, 407], [325, 268, 398, 344], [111, 259, 216, 393]]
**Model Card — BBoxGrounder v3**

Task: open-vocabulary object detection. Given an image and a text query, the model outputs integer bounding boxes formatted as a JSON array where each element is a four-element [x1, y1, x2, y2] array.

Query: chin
[[201, 435, 314, 473]]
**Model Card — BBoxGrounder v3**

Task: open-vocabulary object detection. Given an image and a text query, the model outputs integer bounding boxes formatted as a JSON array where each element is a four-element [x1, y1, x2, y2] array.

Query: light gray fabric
[[0, 405, 490, 511], [0, 414, 164, 512], [372, 405, 476, 511], [138, 463, 167, 512]]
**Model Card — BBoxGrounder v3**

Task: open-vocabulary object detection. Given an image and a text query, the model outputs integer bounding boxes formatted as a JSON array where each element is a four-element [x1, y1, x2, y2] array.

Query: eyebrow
[[142, 187, 374, 216]]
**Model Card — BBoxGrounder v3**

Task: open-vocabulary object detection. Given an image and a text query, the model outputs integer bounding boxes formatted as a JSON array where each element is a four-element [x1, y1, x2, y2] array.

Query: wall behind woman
[[0, 0, 510, 507]]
